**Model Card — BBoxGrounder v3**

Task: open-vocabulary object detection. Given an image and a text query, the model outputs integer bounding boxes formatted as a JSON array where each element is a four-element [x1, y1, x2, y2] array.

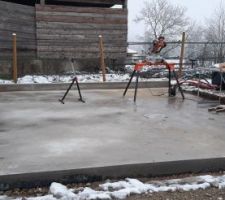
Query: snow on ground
[[182, 84, 225, 98], [2, 175, 225, 200], [0, 74, 167, 84], [0, 79, 14, 84], [0, 65, 168, 84]]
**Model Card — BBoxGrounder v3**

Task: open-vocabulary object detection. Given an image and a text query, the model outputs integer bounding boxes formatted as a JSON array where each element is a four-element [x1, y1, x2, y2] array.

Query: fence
[[127, 41, 225, 67], [1, 35, 225, 83]]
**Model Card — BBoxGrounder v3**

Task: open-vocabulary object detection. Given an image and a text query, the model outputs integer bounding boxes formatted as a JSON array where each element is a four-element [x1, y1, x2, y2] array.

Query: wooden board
[[36, 22, 127, 30], [36, 4, 128, 15], [37, 52, 126, 59], [51, 0, 123, 5], [36, 5, 127, 15], [36, 15, 127, 24]]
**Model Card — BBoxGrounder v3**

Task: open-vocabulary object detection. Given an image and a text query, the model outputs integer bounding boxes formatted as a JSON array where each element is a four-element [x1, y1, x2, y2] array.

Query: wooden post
[[99, 35, 106, 82], [12, 33, 17, 83], [178, 32, 186, 78]]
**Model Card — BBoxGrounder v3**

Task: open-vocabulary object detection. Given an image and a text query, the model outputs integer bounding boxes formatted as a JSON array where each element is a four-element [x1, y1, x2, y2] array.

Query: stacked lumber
[[35, 4, 128, 59], [0, 1, 36, 59]]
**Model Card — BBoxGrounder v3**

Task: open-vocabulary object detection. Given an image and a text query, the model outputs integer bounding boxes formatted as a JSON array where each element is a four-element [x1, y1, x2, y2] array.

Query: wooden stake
[[178, 32, 186, 78], [12, 33, 17, 83], [99, 35, 106, 82]]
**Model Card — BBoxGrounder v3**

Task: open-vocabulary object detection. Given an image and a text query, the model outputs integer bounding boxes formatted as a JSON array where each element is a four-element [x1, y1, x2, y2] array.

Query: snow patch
[[0, 74, 168, 84], [2, 175, 225, 200], [0, 79, 13, 84], [50, 182, 77, 199]]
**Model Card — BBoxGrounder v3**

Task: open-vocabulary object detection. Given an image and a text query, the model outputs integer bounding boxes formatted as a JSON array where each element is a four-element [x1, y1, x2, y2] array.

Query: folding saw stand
[[123, 61, 185, 102], [59, 76, 85, 104], [59, 59, 85, 104]]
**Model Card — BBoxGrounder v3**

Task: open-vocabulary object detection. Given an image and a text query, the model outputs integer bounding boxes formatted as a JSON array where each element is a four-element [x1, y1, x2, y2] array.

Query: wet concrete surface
[[0, 89, 225, 175]]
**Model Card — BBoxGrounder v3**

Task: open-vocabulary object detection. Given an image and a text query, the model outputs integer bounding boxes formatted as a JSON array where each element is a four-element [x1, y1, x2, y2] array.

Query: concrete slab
[[0, 89, 225, 184]]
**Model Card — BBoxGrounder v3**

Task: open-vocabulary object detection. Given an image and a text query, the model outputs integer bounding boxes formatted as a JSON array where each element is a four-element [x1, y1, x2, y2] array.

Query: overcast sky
[[128, 0, 224, 41]]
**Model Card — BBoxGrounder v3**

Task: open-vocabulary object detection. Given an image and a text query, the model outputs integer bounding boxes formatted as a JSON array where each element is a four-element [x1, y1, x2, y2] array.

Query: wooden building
[[0, 0, 128, 75]]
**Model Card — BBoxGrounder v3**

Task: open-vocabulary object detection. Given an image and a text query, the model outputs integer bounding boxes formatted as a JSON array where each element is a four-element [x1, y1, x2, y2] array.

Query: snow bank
[[0, 79, 13, 84], [0, 74, 167, 84], [2, 175, 225, 200]]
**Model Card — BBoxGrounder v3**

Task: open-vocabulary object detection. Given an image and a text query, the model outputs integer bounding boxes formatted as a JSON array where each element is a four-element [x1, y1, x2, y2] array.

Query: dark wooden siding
[[48, 0, 125, 7], [0, 1, 36, 59], [0, 0, 124, 7], [52, 0, 124, 5], [36, 4, 127, 59]]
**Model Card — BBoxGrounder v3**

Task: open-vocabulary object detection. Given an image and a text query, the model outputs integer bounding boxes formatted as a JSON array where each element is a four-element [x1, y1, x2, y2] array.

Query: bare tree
[[134, 0, 190, 58], [185, 22, 205, 61], [204, 1, 225, 63], [135, 0, 189, 41]]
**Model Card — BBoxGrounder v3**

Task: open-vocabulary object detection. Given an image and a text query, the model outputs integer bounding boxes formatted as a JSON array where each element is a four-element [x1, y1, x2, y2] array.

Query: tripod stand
[[123, 61, 185, 102]]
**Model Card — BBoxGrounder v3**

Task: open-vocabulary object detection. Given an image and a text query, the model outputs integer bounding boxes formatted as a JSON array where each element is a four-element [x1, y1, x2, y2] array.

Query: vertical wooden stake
[[99, 35, 106, 82], [178, 32, 186, 78], [12, 33, 17, 83]]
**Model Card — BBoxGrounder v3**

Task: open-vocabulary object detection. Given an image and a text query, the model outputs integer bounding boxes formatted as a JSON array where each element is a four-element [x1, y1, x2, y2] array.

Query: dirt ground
[[2, 173, 225, 200], [127, 188, 225, 200], [2, 183, 225, 200], [5, 188, 225, 200]]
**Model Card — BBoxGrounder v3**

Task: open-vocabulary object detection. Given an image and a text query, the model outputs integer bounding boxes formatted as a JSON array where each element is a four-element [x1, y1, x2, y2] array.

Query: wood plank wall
[[52, 0, 123, 5], [36, 4, 128, 60], [0, 1, 36, 59]]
